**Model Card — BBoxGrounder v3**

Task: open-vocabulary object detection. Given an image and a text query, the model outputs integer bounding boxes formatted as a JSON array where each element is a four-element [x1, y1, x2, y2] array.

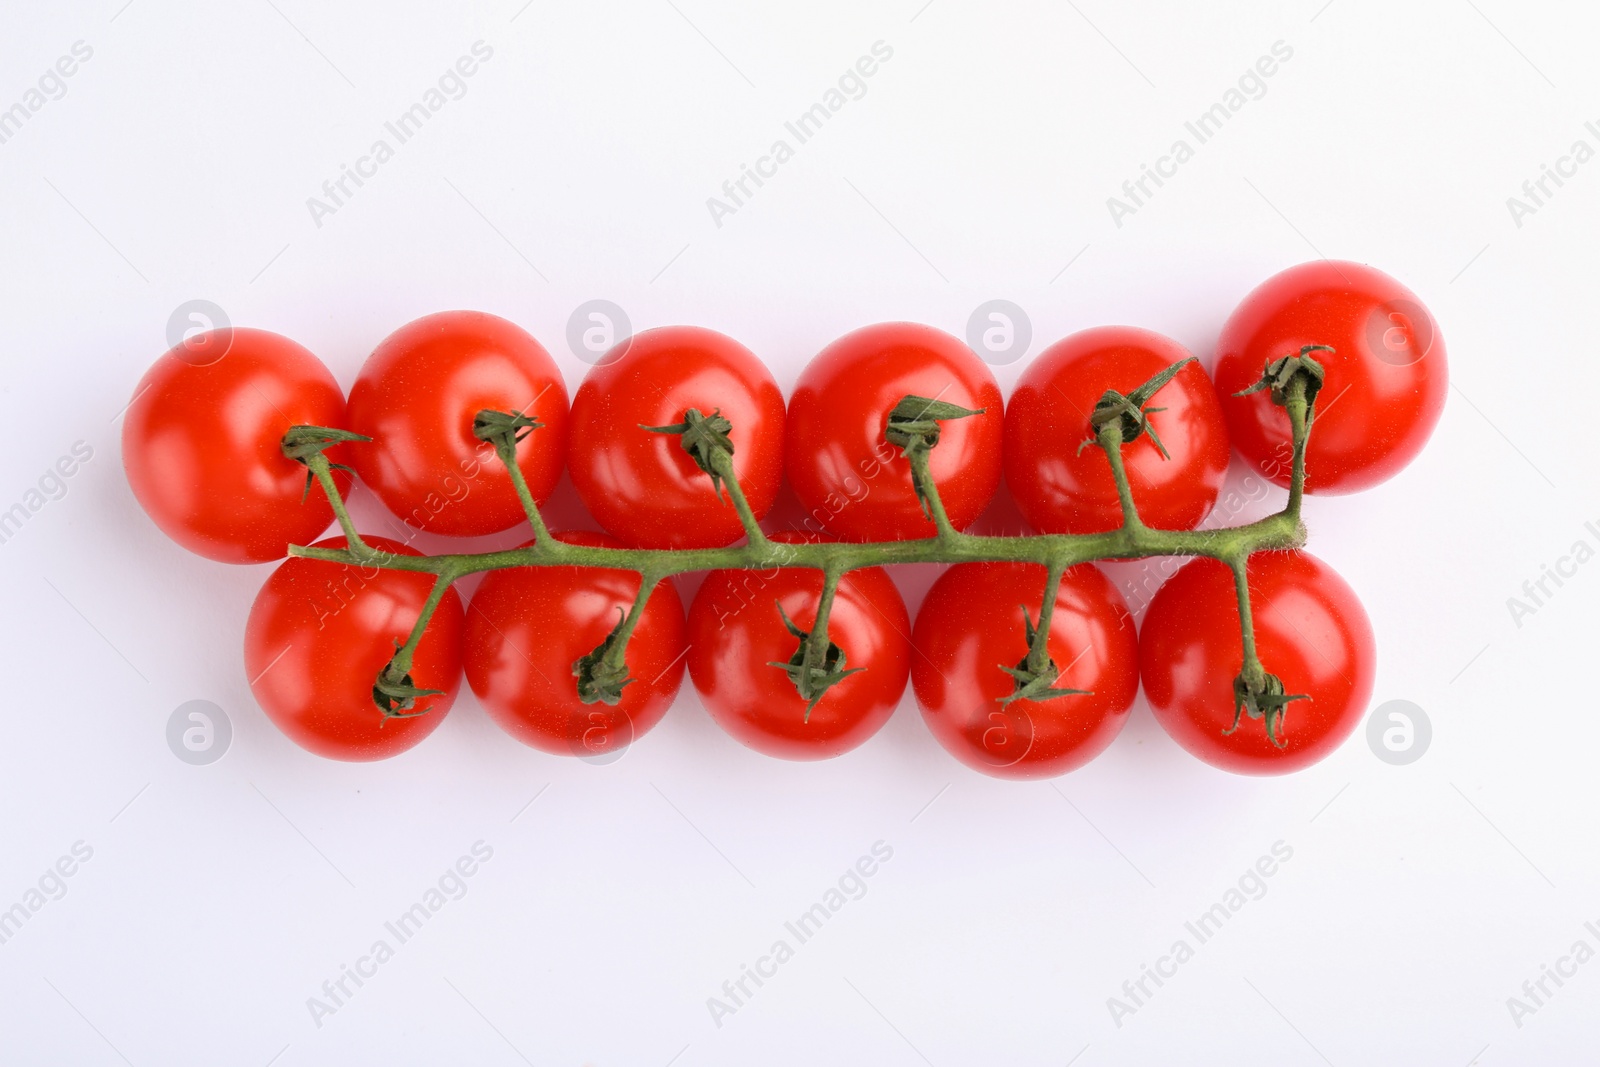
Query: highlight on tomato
[[463, 531, 688, 759], [244, 536, 465, 761], [912, 561, 1139, 780], [122, 328, 349, 563], [785, 322, 1004, 542], [346, 310, 569, 537], [1140, 550, 1375, 775], [1214, 260, 1447, 494]]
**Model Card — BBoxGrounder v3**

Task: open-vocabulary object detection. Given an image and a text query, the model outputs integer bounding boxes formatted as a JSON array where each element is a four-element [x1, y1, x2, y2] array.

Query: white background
[[0, 1, 1594, 1063]]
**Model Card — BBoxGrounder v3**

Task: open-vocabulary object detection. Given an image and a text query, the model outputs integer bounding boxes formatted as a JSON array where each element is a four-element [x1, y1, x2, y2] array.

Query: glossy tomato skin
[[464, 531, 687, 758], [568, 327, 784, 549], [912, 562, 1138, 780], [1214, 261, 1447, 494], [786, 323, 1004, 542], [244, 536, 464, 761], [347, 311, 569, 537], [687, 534, 911, 760], [1141, 551, 1375, 775], [1005, 327, 1230, 534], [122, 328, 349, 563]]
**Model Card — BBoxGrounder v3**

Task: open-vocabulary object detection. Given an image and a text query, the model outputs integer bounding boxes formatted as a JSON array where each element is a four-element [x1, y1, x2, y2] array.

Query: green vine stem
[[283, 356, 1319, 732]]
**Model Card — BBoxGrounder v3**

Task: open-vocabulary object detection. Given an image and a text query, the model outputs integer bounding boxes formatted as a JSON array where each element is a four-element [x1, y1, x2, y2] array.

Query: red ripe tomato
[[568, 326, 784, 549], [912, 562, 1138, 780], [347, 311, 569, 537], [686, 535, 911, 760], [244, 536, 464, 761], [1141, 551, 1375, 775], [1214, 261, 1447, 494], [463, 531, 688, 759], [1005, 326, 1230, 534], [122, 328, 349, 563], [786, 323, 1003, 541]]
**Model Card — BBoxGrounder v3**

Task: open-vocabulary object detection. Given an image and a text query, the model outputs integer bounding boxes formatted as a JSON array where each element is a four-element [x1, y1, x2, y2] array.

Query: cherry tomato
[[1140, 551, 1375, 775], [1004, 327, 1230, 534], [1214, 261, 1447, 494], [244, 536, 464, 761], [122, 328, 349, 563], [785, 323, 1003, 542], [686, 534, 911, 760], [346, 311, 569, 537], [463, 531, 687, 758], [568, 326, 784, 549], [912, 561, 1138, 780]]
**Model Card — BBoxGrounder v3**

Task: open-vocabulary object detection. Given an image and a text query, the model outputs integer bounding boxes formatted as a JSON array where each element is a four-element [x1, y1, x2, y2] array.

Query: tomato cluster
[[122, 261, 1446, 775]]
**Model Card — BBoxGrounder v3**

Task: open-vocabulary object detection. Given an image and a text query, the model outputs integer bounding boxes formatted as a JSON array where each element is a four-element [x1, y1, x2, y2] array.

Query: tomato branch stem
[[1284, 374, 1312, 522], [708, 447, 769, 548], [1094, 419, 1147, 534], [284, 354, 1319, 732], [305, 452, 372, 556], [497, 441, 554, 548], [1025, 561, 1067, 676], [905, 449, 961, 542]]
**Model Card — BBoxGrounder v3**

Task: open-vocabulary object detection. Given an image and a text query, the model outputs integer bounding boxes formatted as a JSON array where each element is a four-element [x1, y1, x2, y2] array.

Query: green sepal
[[373, 645, 444, 722], [1233, 345, 1331, 408], [885, 395, 986, 455], [572, 608, 635, 706], [282, 425, 372, 503], [884, 395, 986, 520], [765, 602, 862, 720], [997, 604, 1092, 705], [1224, 670, 1310, 748], [642, 408, 736, 500], [473, 408, 545, 454], [1083, 357, 1196, 459]]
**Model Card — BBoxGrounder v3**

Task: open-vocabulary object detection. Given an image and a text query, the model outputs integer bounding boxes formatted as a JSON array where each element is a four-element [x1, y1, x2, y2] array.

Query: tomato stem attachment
[[644, 408, 769, 546], [767, 568, 861, 719], [474, 408, 554, 548], [1222, 554, 1308, 748], [373, 568, 458, 722], [281, 425, 373, 555], [574, 569, 664, 705], [997, 561, 1089, 706], [887, 395, 984, 542]]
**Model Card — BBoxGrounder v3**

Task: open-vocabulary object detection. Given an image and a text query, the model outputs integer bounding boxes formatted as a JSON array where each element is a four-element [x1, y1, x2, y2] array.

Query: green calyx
[[281, 424, 370, 502], [1235, 345, 1331, 408], [573, 608, 635, 706], [885, 395, 985, 521], [1081, 357, 1196, 460], [885, 395, 986, 455], [1225, 670, 1309, 748], [643, 408, 736, 499], [766, 602, 862, 720], [374, 645, 443, 722], [473, 408, 544, 454], [997, 604, 1091, 706]]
